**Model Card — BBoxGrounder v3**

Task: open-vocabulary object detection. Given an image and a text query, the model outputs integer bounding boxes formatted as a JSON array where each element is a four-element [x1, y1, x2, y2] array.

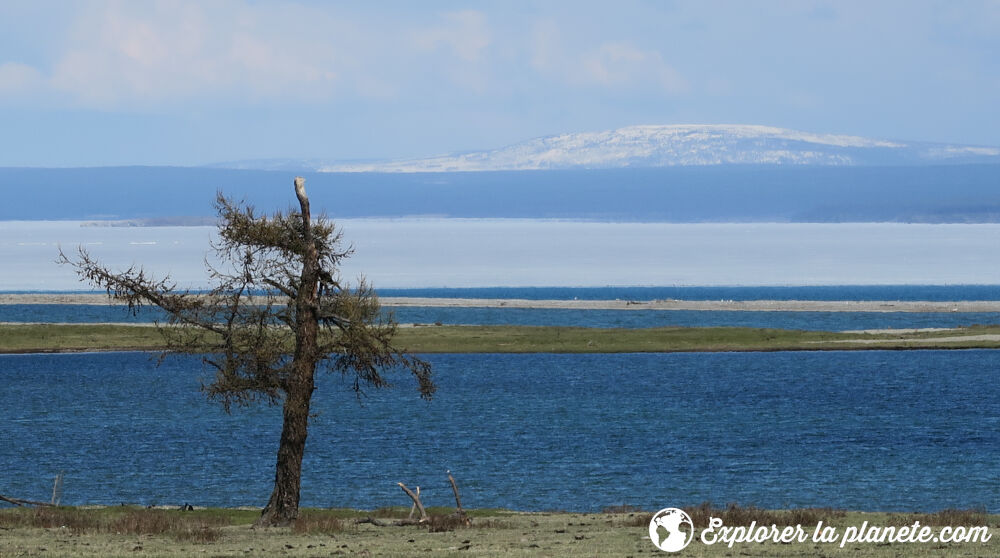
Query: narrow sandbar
[[380, 297, 1000, 313], [4, 293, 1000, 313]]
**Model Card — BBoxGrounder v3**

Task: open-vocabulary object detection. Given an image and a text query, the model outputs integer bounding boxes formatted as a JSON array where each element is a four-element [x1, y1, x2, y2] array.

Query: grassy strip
[[395, 324, 1000, 352], [0, 323, 176, 353], [3, 323, 1000, 354], [0, 505, 996, 557]]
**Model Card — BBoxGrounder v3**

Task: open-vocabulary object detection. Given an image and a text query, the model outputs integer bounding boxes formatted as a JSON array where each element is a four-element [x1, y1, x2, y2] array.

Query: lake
[[6, 220, 1000, 290], [4, 303, 1000, 331], [2, 350, 997, 513]]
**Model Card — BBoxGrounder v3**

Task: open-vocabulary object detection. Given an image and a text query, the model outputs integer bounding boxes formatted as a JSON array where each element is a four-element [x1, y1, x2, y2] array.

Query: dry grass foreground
[[0, 505, 997, 557], [4, 323, 1000, 354]]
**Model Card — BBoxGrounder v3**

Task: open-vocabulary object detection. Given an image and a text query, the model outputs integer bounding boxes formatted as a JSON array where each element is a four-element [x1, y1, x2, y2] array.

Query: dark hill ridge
[[1, 164, 999, 223]]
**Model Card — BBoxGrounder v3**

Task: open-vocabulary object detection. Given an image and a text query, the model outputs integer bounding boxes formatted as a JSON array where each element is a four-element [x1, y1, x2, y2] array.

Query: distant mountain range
[[3, 124, 1000, 223], [211, 124, 1000, 173]]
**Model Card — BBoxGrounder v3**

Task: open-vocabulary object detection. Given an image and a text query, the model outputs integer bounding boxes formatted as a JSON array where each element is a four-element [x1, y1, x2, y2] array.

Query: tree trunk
[[256, 371, 314, 526], [256, 177, 321, 527]]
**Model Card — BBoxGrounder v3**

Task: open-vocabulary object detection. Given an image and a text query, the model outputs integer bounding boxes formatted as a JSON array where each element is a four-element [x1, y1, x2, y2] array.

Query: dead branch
[[0, 494, 54, 507], [398, 482, 427, 521], [357, 476, 470, 529], [447, 472, 470, 525], [408, 486, 420, 519], [355, 517, 424, 527], [447, 472, 464, 515], [51, 472, 64, 506]]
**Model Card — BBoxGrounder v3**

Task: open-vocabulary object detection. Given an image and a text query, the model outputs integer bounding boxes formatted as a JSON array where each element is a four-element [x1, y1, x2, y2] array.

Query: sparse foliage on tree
[[58, 177, 434, 526]]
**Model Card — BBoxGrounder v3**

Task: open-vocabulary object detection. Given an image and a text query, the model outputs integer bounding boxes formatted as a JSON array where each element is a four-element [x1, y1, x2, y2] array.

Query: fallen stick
[[398, 482, 427, 521], [447, 472, 471, 525], [0, 494, 53, 507], [408, 486, 420, 519], [51, 472, 63, 506], [447, 472, 465, 516], [355, 517, 424, 527]]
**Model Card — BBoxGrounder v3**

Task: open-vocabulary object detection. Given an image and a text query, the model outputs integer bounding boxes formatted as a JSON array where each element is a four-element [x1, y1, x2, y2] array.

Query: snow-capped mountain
[[319, 125, 999, 172], [210, 125, 1000, 173]]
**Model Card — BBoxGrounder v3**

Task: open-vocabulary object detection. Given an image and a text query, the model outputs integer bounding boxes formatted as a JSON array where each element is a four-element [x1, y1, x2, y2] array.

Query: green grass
[[0, 323, 173, 352], [4, 323, 1000, 354], [394, 324, 860, 352], [0, 505, 995, 557]]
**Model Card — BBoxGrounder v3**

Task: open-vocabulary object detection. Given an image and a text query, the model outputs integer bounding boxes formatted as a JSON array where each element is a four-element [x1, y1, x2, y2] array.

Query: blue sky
[[1, 0, 998, 167]]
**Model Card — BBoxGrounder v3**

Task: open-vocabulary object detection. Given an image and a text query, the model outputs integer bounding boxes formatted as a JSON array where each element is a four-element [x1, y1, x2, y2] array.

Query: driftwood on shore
[[356, 482, 430, 527], [447, 471, 465, 518], [0, 494, 54, 507], [398, 482, 427, 521], [357, 473, 469, 528]]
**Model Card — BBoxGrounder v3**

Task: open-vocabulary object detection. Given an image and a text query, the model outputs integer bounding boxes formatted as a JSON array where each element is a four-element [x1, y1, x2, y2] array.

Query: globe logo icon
[[648, 507, 694, 552]]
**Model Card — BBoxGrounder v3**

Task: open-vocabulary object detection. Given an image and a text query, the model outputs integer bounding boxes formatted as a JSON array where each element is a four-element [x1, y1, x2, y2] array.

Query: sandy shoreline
[[3, 293, 1000, 312]]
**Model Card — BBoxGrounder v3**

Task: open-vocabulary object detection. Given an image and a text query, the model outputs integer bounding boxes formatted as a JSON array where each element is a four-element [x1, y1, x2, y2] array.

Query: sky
[[1, 0, 998, 167]]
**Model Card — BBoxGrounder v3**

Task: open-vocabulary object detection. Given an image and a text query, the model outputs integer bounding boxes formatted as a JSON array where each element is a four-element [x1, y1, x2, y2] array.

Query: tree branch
[[398, 482, 428, 522], [262, 278, 296, 299], [448, 472, 466, 517], [0, 494, 53, 507]]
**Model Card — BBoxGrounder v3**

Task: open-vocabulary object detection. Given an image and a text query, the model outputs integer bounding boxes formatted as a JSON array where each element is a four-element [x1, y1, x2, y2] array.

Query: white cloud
[[3, 3, 693, 112], [13, 4, 503, 108], [529, 21, 688, 96], [43, 0, 344, 107], [580, 41, 688, 94]]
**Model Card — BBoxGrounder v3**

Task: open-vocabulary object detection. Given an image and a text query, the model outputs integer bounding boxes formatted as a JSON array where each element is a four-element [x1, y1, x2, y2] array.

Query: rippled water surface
[[4, 303, 1000, 331], [2, 351, 997, 512]]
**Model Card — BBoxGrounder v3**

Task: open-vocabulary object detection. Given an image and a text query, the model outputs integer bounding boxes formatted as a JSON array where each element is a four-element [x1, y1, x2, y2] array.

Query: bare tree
[[59, 177, 434, 526]]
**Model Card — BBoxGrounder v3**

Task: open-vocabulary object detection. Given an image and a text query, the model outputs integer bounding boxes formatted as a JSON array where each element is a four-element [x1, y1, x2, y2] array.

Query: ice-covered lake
[[3, 220, 1000, 290]]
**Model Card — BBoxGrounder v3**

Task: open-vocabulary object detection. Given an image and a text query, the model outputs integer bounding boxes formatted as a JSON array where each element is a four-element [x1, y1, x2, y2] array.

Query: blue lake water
[[4, 303, 1000, 331], [2, 350, 997, 512], [377, 285, 1000, 301]]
